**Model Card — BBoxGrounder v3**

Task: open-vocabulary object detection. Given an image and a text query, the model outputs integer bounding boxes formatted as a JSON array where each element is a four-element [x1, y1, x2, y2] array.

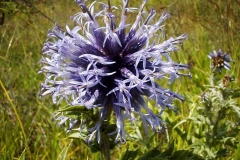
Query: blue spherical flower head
[[39, 0, 190, 143], [208, 49, 233, 73]]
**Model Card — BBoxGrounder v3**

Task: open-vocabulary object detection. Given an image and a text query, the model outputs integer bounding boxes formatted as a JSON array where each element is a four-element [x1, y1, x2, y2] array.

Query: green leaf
[[58, 105, 85, 112], [231, 88, 240, 99], [193, 132, 203, 139], [138, 145, 162, 160], [216, 149, 228, 158], [231, 105, 240, 118], [57, 140, 72, 160], [158, 141, 174, 158], [89, 142, 101, 153], [174, 127, 187, 140], [170, 150, 204, 160], [173, 119, 187, 129], [135, 126, 143, 140], [121, 148, 139, 160], [17, 148, 26, 160], [234, 141, 240, 160], [68, 132, 83, 139]]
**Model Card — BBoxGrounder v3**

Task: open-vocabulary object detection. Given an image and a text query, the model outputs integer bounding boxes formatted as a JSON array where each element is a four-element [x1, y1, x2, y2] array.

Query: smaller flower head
[[208, 49, 233, 72]]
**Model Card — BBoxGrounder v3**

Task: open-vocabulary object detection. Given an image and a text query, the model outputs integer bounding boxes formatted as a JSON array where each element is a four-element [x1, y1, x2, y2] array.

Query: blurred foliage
[[0, 0, 239, 159], [172, 72, 240, 159]]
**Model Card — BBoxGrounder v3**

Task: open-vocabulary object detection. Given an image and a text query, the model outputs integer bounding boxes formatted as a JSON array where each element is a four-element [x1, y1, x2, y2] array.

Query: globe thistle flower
[[208, 49, 233, 72], [39, 0, 190, 143]]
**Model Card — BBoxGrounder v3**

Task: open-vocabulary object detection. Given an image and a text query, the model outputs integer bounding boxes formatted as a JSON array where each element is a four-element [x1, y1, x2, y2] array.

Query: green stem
[[100, 132, 111, 160], [99, 105, 112, 160]]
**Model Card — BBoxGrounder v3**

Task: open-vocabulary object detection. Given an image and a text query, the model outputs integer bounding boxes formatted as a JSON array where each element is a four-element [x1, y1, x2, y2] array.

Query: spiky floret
[[39, 0, 190, 143]]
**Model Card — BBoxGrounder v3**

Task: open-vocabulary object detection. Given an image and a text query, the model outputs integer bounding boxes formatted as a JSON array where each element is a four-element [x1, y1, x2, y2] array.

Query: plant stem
[[100, 132, 111, 160], [99, 106, 112, 160]]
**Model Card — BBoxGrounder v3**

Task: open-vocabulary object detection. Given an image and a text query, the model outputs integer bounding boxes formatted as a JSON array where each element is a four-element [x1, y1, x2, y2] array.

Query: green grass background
[[0, 0, 239, 159]]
